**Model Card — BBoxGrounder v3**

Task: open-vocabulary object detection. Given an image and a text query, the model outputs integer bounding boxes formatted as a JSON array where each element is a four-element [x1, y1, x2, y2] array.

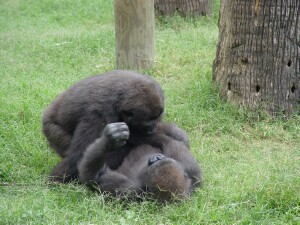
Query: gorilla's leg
[[42, 116, 72, 157], [50, 114, 107, 183]]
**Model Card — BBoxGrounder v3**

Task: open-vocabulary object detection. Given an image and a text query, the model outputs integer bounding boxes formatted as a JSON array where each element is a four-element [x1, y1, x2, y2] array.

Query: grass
[[0, 0, 299, 224]]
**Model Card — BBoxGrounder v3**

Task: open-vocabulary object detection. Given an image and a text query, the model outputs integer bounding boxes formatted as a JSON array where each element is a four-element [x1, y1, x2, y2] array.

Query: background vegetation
[[0, 0, 299, 224]]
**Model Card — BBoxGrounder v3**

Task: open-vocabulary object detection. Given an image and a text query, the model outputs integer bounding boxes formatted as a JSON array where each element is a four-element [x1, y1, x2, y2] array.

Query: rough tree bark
[[155, 0, 213, 17], [115, 0, 155, 70], [213, 0, 300, 115]]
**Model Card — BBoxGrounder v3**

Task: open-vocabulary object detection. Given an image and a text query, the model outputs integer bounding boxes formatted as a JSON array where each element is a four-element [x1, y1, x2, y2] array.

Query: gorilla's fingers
[[102, 123, 130, 149]]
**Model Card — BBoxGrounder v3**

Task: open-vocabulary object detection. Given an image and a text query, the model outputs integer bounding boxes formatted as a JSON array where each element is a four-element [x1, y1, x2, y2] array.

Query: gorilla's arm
[[78, 123, 140, 195], [158, 123, 190, 148], [78, 122, 129, 182], [91, 170, 141, 197], [77, 138, 108, 183]]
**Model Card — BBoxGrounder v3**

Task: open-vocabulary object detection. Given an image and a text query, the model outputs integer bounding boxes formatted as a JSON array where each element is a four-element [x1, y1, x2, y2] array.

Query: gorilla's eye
[[123, 111, 134, 118]]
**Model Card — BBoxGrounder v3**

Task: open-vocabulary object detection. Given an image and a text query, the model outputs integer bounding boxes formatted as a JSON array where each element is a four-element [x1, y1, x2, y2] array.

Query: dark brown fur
[[42, 70, 165, 183], [78, 122, 202, 203]]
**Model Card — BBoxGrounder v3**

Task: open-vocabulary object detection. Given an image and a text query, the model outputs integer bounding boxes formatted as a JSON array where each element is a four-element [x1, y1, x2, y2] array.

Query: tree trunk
[[114, 0, 155, 70], [155, 0, 213, 17], [213, 0, 300, 116]]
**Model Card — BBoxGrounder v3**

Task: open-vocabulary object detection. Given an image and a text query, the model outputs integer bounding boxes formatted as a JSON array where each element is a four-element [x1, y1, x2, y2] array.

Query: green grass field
[[0, 0, 299, 224]]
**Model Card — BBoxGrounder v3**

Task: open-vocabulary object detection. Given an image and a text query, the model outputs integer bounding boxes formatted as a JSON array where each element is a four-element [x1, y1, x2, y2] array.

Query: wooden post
[[114, 0, 155, 70]]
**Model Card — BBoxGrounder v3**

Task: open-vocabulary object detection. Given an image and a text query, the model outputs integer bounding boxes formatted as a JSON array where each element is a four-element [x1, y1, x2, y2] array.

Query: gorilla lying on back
[[42, 70, 201, 202], [78, 122, 202, 202]]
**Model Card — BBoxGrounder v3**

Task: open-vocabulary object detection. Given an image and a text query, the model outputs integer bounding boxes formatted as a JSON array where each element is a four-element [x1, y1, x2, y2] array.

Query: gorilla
[[78, 122, 201, 203], [43, 70, 165, 182]]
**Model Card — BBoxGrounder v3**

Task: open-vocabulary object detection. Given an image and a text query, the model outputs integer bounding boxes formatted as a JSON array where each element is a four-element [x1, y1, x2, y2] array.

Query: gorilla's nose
[[148, 154, 165, 166]]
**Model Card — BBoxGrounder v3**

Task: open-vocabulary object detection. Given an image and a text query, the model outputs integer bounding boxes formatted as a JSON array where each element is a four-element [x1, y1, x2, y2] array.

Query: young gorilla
[[42, 70, 187, 183], [78, 122, 202, 203]]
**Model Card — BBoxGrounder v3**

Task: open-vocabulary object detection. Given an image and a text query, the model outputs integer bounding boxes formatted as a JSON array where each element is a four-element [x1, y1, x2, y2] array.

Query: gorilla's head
[[119, 83, 164, 135], [141, 153, 191, 202]]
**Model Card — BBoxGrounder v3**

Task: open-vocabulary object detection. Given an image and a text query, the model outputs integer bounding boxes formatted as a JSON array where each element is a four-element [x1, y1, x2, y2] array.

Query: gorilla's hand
[[103, 122, 130, 150]]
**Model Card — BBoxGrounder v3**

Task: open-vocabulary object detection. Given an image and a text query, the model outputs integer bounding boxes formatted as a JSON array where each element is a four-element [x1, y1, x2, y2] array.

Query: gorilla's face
[[144, 153, 191, 202], [120, 108, 164, 135], [119, 81, 164, 136]]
